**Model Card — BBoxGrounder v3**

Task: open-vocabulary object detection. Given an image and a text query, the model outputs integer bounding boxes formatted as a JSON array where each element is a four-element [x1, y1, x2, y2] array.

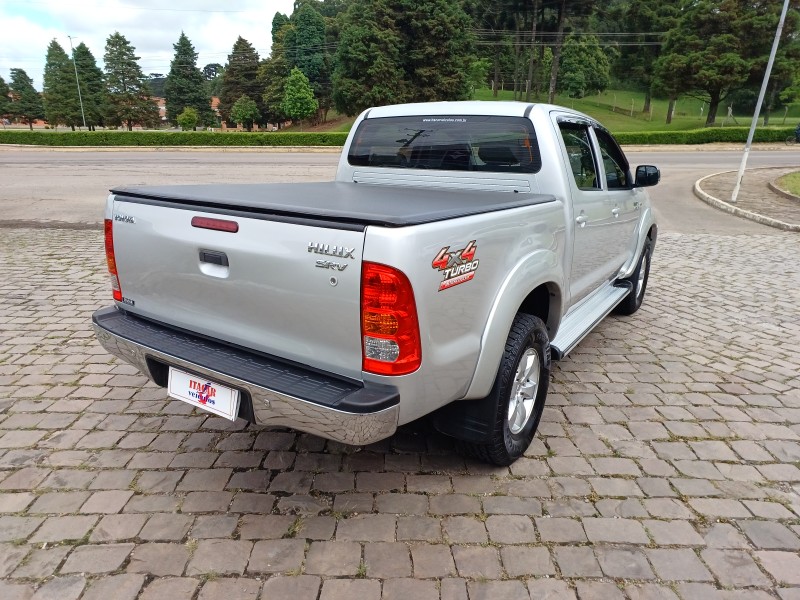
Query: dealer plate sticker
[[167, 368, 240, 421]]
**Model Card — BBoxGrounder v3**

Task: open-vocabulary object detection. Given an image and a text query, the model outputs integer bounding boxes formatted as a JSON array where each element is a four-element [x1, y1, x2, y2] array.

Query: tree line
[[2, 0, 799, 131]]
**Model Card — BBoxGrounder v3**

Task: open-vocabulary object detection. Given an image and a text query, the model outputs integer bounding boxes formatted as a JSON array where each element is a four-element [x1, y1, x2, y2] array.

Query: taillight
[[104, 219, 122, 302], [361, 262, 421, 375]]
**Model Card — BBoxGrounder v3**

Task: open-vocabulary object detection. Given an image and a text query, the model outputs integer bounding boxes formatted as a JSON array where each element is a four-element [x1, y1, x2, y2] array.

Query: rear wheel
[[457, 313, 550, 466]]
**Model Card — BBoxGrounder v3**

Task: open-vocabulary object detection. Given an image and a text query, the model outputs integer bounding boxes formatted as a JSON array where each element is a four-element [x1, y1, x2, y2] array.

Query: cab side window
[[558, 123, 600, 191], [594, 128, 630, 189]]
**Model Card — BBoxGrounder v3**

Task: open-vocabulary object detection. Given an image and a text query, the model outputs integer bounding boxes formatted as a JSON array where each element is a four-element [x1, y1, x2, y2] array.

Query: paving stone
[[0, 516, 44, 542], [181, 491, 233, 513], [364, 542, 411, 578], [135, 471, 183, 493], [0, 580, 34, 600], [485, 514, 536, 544], [482, 496, 542, 516], [29, 491, 90, 514], [139, 577, 199, 600], [535, 516, 586, 542], [595, 546, 655, 580], [397, 516, 442, 542], [139, 513, 192, 541], [739, 520, 800, 550], [60, 543, 134, 574], [229, 492, 275, 513], [0, 492, 35, 513], [186, 539, 253, 576], [12, 546, 70, 579], [336, 514, 396, 542], [429, 494, 481, 515], [239, 514, 294, 540], [526, 578, 577, 599], [30, 576, 85, 600], [688, 498, 752, 519], [755, 550, 800, 585], [78, 574, 144, 600], [191, 514, 238, 538], [700, 549, 771, 588], [443, 516, 487, 543], [177, 469, 233, 492], [624, 584, 680, 600], [303, 540, 361, 576], [0, 543, 29, 577], [646, 548, 713, 581], [29, 515, 96, 543], [382, 579, 438, 600], [319, 579, 381, 600], [260, 576, 321, 600], [583, 517, 650, 544], [276, 494, 329, 515], [89, 514, 147, 542], [126, 542, 190, 576], [703, 523, 750, 548], [643, 519, 705, 546], [411, 543, 457, 578], [197, 578, 261, 600], [376, 493, 428, 515], [452, 545, 502, 578], [79, 489, 133, 514], [500, 545, 555, 577], [575, 581, 625, 600], [468, 580, 529, 600], [247, 539, 306, 574]]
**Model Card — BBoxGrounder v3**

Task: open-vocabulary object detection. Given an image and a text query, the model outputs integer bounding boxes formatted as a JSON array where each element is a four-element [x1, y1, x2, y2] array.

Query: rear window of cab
[[348, 115, 542, 174]]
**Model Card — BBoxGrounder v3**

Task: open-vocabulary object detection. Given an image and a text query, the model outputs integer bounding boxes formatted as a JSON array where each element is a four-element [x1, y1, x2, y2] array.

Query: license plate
[[167, 367, 241, 421]]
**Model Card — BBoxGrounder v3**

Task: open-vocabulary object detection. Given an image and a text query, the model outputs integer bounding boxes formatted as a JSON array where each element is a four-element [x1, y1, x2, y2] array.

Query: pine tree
[[332, 0, 475, 116], [73, 43, 105, 130], [43, 39, 82, 129], [284, 3, 329, 122], [9, 68, 44, 130], [0, 75, 10, 119], [165, 32, 214, 128], [260, 16, 292, 127], [219, 37, 262, 126], [103, 32, 160, 130]]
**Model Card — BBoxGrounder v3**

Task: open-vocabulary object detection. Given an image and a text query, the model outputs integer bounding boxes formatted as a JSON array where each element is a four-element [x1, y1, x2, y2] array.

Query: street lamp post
[[67, 35, 87, 130]]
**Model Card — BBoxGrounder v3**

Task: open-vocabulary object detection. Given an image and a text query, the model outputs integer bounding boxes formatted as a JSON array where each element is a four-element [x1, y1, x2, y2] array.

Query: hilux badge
[[308, 242, 355, 259]]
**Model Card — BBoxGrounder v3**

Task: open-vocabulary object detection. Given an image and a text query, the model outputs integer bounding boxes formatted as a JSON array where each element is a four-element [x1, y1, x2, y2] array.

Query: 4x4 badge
[[432, 240, 479, 291]]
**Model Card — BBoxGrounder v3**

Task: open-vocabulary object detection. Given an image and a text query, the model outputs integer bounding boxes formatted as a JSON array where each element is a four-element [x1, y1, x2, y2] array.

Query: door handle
[[575, 215, 588, 227], [611, 207, 621, 218]]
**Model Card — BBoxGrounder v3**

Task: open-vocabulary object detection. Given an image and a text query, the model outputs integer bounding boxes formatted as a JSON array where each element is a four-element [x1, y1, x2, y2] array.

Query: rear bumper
[[92, 307, 399, 445]]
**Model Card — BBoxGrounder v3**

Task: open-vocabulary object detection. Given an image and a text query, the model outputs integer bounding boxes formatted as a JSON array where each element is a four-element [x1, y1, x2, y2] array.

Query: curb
[[693, 169, 800, 232], [767, 180, 800, 202], [0, 220, 102, 230]]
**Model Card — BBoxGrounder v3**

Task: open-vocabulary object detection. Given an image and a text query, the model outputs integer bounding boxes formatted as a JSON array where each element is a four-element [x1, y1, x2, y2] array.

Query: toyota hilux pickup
[[93, 101, 659, 465]]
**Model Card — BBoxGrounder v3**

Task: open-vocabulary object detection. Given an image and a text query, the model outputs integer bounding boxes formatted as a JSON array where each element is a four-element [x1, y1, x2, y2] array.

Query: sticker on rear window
[[432, 240, 479, 291]]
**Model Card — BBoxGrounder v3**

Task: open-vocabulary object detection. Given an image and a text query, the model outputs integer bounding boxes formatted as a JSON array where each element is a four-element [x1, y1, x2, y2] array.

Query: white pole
[[731, 0, 790, 204], [67, 35, 87, 130]]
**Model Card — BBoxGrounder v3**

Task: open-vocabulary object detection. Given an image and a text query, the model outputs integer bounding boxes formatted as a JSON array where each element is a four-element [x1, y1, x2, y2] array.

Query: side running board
[[550, 281, 632, 360]]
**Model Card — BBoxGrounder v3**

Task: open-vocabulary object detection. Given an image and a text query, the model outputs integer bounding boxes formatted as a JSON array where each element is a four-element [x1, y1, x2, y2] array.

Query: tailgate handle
[[199, 250, 229, 267]]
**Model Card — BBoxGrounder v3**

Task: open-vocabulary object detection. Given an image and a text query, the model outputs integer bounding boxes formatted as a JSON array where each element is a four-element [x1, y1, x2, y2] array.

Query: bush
[[615, 126, 795, 145], [0, 130, 350, 147], [176, 108, 199, 131]]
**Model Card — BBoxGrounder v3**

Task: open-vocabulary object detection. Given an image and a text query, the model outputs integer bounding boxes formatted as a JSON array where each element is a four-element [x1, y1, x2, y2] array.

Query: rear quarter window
[[348, 115, 542, 174]]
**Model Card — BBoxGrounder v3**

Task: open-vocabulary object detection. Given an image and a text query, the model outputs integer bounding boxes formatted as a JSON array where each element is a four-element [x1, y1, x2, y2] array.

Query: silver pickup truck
[[93, 101, 659, 465]]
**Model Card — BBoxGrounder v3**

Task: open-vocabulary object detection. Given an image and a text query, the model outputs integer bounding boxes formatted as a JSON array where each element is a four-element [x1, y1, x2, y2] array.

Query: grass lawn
[[301, 89, 800, 136], [776, 172, 800, 196]]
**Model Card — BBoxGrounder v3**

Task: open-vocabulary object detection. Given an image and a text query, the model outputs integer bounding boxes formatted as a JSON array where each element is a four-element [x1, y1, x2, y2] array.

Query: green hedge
[[0, 130, 350, 147], [0, 126, 794, 147], [615, 126, 795, 145]]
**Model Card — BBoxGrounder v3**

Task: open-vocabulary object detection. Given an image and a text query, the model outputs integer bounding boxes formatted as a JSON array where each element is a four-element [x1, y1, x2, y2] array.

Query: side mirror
[[635, 165, 660, 188]]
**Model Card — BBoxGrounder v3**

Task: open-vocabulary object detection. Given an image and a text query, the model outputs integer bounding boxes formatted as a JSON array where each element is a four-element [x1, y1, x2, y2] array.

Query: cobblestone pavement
[[698, 167, 800, 227], [1, 227, 799, 600]]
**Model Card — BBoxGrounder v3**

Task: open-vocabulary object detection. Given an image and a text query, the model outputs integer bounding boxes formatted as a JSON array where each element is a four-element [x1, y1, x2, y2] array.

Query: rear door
[[110, 198, 366, 380]]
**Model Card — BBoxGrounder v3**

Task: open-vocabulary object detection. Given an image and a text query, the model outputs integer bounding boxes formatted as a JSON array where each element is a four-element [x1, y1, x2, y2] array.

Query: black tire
[[457, 313, 550, 466], [615, 237, 652, 316]]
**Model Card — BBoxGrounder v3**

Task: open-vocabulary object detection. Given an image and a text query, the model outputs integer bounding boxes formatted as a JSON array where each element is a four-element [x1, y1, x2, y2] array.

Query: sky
[[0, 0, 297, 90]]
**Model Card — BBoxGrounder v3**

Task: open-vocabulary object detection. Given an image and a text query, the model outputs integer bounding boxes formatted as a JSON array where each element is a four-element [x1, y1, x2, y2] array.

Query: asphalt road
[[1, 146, 797, 233]]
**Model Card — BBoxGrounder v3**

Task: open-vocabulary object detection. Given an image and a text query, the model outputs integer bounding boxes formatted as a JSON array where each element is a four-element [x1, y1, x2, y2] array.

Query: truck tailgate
[[110, 196, 365, 380]]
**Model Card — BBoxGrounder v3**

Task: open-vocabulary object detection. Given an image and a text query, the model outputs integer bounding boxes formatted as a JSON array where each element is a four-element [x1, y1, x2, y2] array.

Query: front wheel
[[614, 238, 652, 316], [457, 313, 550, 466]]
